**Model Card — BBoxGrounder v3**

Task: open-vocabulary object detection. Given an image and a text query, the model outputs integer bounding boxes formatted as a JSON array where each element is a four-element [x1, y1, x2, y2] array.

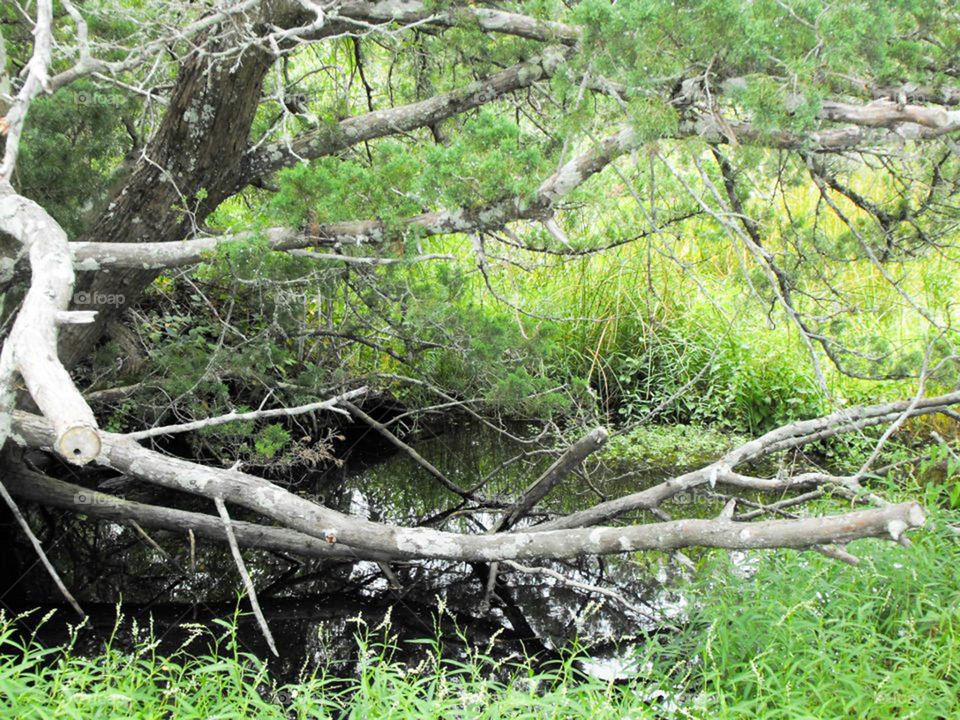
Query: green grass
[[685, 510, 960, 719], [0, 613, 664, 719], [601, 423, 749, 469]]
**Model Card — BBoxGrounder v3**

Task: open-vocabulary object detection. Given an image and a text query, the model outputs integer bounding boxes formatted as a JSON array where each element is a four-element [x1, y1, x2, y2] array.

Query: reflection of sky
[[339, 422, 725, 668]]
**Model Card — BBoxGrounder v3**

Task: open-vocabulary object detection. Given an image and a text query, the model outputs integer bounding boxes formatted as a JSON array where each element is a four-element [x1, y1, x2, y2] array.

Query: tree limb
[[10, 410, 928, 561], [2, 465, 400, 561]]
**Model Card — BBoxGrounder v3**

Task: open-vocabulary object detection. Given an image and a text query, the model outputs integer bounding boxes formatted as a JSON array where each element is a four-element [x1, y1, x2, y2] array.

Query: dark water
[[1, 423, 705, 682]]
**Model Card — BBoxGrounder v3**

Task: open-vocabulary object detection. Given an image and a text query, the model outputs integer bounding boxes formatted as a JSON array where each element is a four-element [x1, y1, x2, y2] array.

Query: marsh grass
[[0, 609, 669, 719], [687, 508, 960, 718]]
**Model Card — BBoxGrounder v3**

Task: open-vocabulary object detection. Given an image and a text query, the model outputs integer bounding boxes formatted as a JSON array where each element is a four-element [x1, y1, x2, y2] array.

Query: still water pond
[[4, 422, 717, 682]]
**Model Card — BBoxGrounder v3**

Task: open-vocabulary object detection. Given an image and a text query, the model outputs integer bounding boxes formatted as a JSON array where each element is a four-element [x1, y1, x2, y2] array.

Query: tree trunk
[[60, 25, 277, 368]]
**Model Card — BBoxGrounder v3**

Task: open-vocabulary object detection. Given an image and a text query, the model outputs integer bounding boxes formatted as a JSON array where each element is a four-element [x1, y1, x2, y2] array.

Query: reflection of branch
[[341, 399, 492, 503], [503, 560, 674, 627], [482, 427, 608, 607]]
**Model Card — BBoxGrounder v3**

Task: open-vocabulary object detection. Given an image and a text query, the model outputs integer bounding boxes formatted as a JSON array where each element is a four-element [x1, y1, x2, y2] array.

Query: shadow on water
[[1, 422, 702, 683]]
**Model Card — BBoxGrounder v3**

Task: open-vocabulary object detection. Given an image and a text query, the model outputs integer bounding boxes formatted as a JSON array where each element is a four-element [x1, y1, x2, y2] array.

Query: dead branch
[[495, 427, 608, 532], [214, 496, 278, 656], [10, 410, 927, 561], [0, 476, 85, 618], [0, 188, 100, 464], [124, 387, 367, 441], [2, 466, 398, 561], [535, 389, 960, 531], [341, 399, 485, 502]]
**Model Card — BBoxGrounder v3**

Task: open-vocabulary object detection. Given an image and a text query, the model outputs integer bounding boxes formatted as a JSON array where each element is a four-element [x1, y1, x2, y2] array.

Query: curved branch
[[74, 125, 643, 271], [0, 187, 100, 464]]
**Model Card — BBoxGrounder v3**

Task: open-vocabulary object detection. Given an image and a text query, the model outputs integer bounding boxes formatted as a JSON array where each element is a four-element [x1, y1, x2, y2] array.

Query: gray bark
[[3, 465, 399, 561], [11, 410, 927, 561]]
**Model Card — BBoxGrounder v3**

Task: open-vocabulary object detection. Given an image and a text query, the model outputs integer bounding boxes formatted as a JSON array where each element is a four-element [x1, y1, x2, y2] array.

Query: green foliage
[[59, 0, 960, 459], [0, 610, 657, 720], [254, 423, 292, 460], [683, 510, 960, 717], [270, 141, 423, 228], [422, 111, 547, 208], [609, 320, 825, 435], [16, 80, 138, 237], [918, 440, 960, 510], [4, 516, 960, 718], [603, 424, 748, 470], [270, 113, 547, 232]]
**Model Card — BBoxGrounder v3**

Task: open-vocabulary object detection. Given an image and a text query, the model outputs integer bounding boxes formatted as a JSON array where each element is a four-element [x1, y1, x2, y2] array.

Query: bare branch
[[341, 399, 485, 502], [215, 496, 279, 657], [74, 125, 644, 271], [11, 410, 928, 560], [0, 188, 100, 464], [535, 389, 960, 531], [123, 387, 367, 441], [0, 474, 85, 619], [336, 1, 580, 45], [3, 465, 399, 561], [495, 427, 608, 532]]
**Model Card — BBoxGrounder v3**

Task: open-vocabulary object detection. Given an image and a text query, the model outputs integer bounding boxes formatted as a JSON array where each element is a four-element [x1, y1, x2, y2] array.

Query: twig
[[214, 497, 278, 657], [125, 387, 367, 440], [0, 480, 85, 618], [341, 399, 483, 502]]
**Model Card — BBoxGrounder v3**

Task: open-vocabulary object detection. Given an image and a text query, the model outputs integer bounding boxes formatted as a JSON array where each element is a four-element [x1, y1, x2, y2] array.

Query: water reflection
[[3, 422, 708, 683]]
